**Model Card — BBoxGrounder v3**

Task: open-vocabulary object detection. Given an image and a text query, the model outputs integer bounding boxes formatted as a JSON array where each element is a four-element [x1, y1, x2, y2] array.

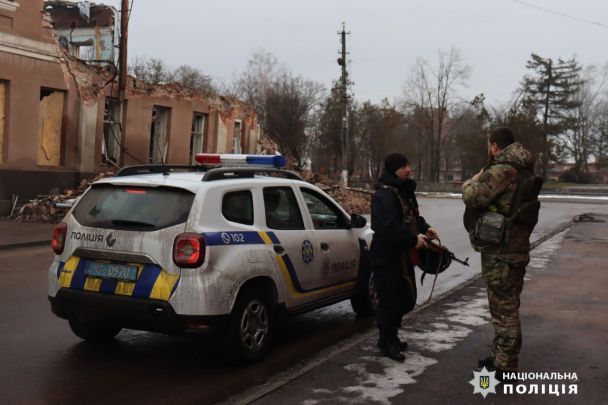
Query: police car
[[48, 154, 375, 362]]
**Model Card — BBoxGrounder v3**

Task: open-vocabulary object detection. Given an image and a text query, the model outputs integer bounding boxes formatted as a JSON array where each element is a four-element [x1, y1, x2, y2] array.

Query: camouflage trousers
[[481, 252, 529, 371]]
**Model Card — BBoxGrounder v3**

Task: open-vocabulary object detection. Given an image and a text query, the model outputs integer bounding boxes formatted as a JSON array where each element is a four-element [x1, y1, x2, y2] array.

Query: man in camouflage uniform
[[462, 127, 535, 378]]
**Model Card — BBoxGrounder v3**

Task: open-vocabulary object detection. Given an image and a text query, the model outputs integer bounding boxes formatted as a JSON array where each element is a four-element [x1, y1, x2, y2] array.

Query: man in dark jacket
[[370, 153, 438, 362]]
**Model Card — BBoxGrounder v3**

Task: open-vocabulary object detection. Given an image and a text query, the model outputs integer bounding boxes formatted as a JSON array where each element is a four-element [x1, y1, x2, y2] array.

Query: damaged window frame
[[102, 97, 121, 166], [189, 112, 206, 165], [233, 119, 243, 154], [149, 105, 171, 164]]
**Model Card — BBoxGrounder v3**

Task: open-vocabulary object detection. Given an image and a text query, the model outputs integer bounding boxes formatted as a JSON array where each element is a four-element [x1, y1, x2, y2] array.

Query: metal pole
[[338, 23, 349, 189], [118, 0, 129, 166]]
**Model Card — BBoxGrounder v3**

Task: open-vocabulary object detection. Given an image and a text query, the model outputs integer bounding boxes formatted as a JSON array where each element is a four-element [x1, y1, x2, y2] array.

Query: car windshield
[[73, 185, 195, 231]]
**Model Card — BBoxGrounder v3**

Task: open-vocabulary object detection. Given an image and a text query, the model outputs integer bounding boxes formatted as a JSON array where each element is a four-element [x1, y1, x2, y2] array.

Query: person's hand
[[471, 168, 484, 182], [426, 228, 439, 240], [415, 234, 428, 250]]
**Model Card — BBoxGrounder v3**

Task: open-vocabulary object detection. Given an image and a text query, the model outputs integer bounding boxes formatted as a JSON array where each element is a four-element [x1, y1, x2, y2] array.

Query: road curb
[[0, 240, 51, 251]]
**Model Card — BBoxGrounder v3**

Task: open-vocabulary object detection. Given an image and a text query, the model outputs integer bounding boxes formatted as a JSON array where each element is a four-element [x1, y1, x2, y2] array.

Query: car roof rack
[[202, 167, 304, 182], [115, 165, 208, 177]]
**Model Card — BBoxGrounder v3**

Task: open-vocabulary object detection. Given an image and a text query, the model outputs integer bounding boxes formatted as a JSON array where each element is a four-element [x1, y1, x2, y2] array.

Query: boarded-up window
[[103, 98, 121, 163], [37, 89, 65, 166], [189, 113, 206, 164], [233, 120, 242, 154], [149, 106, 170, 164], [0, 82, 5, 164]]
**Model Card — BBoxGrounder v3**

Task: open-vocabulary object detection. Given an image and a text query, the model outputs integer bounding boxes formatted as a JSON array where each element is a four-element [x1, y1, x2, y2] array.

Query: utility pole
[[118, 0, 130, 166], [337, 23, 350, 189]]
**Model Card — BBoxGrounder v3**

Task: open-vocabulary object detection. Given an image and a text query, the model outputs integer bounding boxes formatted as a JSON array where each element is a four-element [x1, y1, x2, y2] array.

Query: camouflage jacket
[[462, 142, 535, 254]]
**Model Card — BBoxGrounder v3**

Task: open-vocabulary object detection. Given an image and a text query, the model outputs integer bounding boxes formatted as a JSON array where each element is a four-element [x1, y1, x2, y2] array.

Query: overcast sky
[[102, 0, 608, 106]]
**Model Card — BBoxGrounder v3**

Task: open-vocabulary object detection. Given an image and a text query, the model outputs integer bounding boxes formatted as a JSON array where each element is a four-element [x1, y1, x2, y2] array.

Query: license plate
[[85, 262, 138, 282]]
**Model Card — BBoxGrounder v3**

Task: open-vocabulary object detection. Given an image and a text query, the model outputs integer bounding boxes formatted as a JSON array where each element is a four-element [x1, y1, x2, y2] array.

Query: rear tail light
[[173, 233, 205, 268], [52, 223, 68, 255]]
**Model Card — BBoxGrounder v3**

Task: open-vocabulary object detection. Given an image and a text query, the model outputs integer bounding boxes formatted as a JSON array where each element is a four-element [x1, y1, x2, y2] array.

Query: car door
[[262, 186, 319, 307], [299, 187, 360, 287]]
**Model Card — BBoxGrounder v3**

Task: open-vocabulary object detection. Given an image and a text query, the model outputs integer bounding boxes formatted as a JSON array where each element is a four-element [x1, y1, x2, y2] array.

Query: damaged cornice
[[0, 0, 19, 12]]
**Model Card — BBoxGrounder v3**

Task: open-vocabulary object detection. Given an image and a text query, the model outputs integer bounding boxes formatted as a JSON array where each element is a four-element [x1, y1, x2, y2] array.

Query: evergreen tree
[[522, 53, 584, 178]]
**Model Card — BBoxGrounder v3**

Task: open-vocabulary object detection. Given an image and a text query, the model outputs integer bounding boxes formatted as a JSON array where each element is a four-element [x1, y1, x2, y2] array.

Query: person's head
[[384, 153, 411, 180], [488, 127, 515, 158]]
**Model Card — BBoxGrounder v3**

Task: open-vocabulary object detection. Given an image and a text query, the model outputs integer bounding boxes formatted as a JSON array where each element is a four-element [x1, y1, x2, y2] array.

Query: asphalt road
[[1, 199, 606, 405]]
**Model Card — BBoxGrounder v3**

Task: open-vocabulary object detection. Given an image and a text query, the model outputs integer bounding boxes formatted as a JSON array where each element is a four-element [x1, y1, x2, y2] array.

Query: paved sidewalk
[[234, 216, 607, 405], [0, 219, 54, 250]]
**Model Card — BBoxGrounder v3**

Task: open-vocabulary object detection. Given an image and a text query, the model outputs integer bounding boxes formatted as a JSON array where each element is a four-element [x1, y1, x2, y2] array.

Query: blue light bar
[[245, 155, 286, 168]]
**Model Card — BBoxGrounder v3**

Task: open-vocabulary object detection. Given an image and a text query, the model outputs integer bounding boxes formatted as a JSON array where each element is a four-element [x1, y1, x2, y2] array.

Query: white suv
[[48, 154, 374, 362]]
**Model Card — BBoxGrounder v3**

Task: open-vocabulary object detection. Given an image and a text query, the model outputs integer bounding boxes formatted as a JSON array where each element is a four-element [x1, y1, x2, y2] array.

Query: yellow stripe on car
[[59, 256, 80, 288], [149, 270, 180, 301]]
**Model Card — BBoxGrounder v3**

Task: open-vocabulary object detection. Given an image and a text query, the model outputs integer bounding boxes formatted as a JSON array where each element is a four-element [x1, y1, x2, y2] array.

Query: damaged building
[[0, 0, 263, 216], [45, 0, 118, 63]]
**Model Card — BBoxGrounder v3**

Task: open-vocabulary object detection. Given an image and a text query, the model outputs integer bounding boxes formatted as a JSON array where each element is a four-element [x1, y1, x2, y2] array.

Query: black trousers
[[373, 263, 417, 341]]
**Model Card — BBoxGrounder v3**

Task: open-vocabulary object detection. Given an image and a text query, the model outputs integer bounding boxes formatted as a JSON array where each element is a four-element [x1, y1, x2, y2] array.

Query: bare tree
[[264, 72, 325, 165], [171, 65, 216, 95], [233, 49, 287, 133], [129, 56, 171, 84], [402, 47, 471, 182]]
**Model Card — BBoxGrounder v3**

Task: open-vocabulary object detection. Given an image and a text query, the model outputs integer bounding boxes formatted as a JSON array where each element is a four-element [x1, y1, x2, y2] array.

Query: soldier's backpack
[[470, 161, 543, 245]]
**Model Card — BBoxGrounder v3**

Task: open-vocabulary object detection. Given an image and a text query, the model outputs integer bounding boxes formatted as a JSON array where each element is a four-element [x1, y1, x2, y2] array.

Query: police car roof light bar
[[202, 167, 303, 182], [195, 153, 286, 169]]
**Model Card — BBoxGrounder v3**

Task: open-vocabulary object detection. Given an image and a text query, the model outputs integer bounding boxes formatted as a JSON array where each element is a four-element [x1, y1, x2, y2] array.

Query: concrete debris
[[10, 168, 370, 224], [298, 170, 371, 215], [9, 172, 114, 223]]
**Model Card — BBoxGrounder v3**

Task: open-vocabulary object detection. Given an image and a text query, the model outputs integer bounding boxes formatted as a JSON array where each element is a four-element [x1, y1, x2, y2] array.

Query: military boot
[[486, 365, 518, 383], [381, 338, 405, 362], [477, 356, 493, 369], [377, 337, 408, 352]]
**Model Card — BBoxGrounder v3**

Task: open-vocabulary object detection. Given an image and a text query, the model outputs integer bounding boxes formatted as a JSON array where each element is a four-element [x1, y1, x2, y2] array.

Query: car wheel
[[350, 266, 377, 316], [68, 318, 122, 343], [226, 287, 273, 363]]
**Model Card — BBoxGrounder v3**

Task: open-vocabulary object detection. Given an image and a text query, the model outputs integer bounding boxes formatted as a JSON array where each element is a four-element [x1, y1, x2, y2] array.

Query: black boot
[[377, 337, 408, 352], [477, 356, 493, 369], [487, 365, 518, 383], [381, 338, 405, 362]]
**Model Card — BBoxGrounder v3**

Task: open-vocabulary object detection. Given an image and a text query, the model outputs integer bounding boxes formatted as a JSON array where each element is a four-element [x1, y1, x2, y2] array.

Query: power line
[[511, 0, 608, 29]]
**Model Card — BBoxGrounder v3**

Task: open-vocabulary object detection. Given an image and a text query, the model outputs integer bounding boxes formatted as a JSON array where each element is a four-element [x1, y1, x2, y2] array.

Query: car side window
[[263, 187, 304, 230], [300, 188, 348, 230], [222, 190, 254, 225]]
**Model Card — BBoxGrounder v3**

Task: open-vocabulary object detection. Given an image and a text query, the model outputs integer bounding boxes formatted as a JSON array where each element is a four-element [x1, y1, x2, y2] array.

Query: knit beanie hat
[[384, 153, 409, 174]]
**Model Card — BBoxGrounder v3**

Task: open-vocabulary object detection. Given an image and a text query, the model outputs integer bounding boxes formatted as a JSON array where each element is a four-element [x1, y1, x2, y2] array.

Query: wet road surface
[[1, 199, 606, 404]]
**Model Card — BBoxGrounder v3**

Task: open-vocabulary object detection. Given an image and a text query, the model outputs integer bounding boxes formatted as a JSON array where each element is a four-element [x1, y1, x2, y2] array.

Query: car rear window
[[73, 185, 195, 231]]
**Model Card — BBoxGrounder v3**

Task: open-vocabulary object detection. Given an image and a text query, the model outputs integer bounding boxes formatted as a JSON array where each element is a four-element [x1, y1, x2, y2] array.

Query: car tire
[[350, 265, 378, 317], [225, 287, 274, 364], [68, 318, 122, 343]]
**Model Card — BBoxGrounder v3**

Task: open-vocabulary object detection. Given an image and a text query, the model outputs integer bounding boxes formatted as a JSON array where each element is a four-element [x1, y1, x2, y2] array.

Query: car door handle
[[273, 245, 285, 255], [320, 242, 330, 252]]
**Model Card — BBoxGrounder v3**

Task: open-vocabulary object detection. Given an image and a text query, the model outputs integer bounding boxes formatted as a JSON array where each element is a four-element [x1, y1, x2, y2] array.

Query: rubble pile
[[328, 188, 371, 215], [10, 168, 370, 224], [10, 172, 114, 223], [297, 169, 371, 214]]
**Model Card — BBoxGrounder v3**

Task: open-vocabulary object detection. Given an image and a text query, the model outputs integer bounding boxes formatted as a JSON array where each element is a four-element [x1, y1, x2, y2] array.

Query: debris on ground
[[9, 168, 371, 224], [9, 172, 114, 223], [297, 169, 371, 214]]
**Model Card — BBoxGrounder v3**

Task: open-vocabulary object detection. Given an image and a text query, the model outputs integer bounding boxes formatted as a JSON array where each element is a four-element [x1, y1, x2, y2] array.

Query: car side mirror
[[350, 213, 367, 229]]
